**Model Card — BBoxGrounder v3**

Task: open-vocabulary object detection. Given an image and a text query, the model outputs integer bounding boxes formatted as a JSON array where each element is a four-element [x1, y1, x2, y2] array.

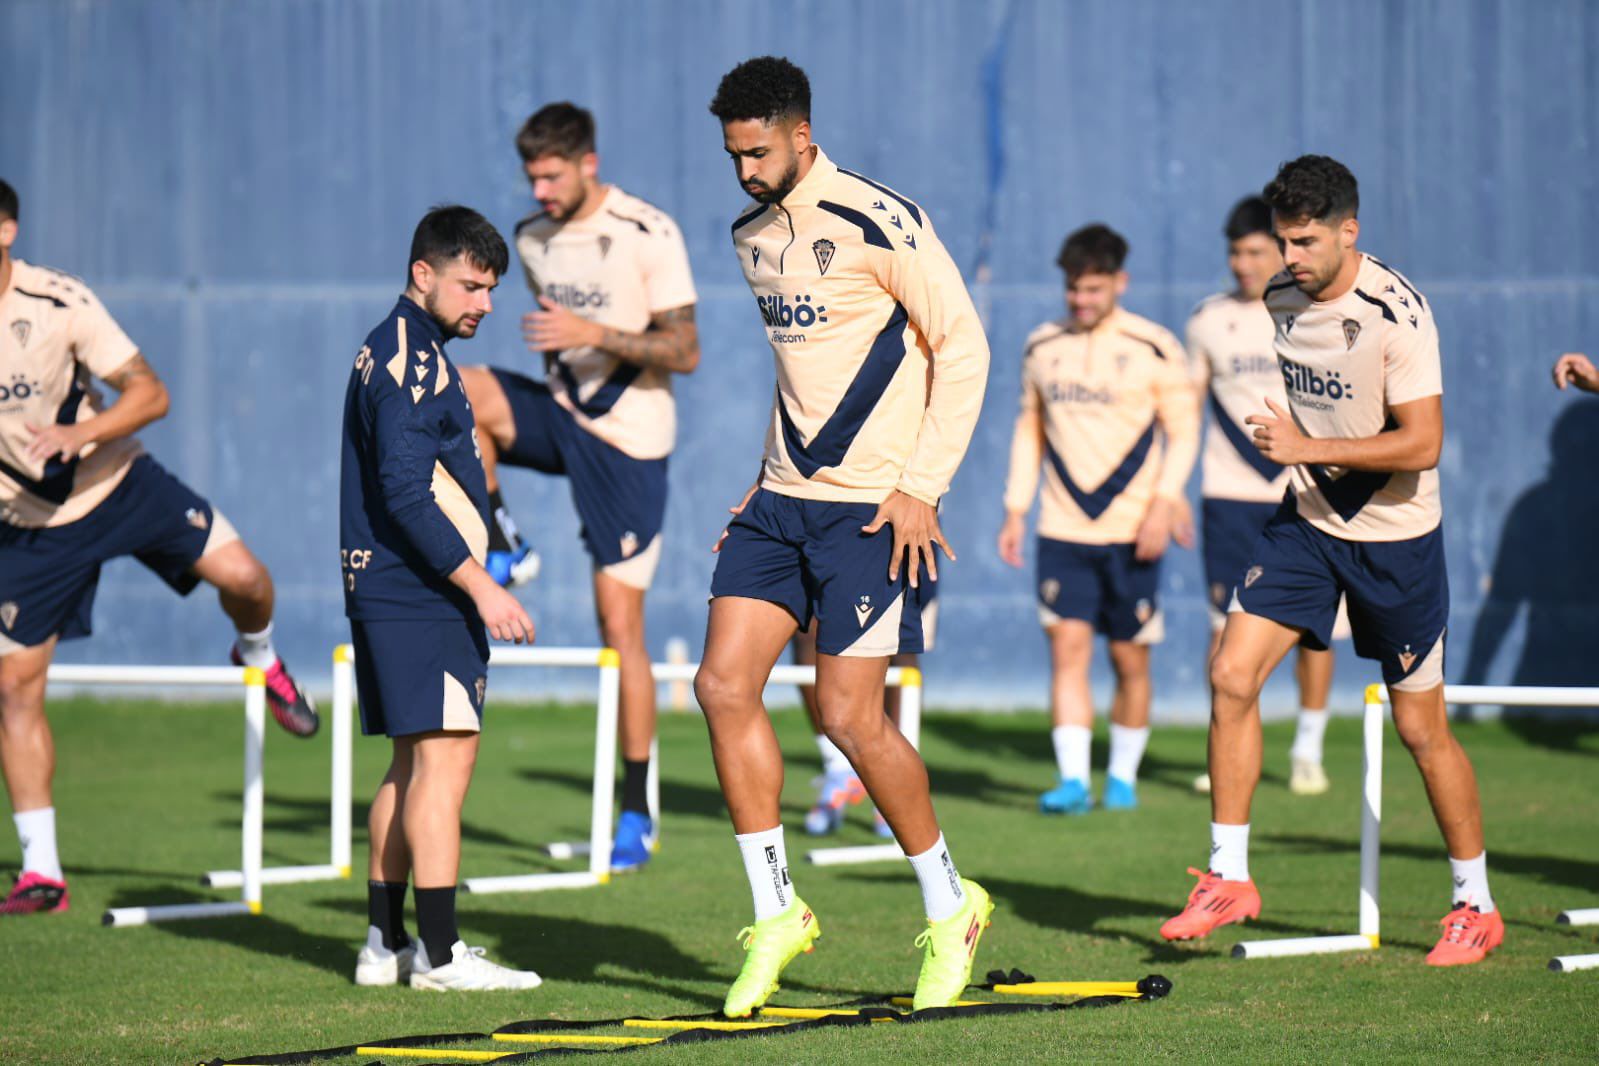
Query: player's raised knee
[[693, 664, 751, 716]]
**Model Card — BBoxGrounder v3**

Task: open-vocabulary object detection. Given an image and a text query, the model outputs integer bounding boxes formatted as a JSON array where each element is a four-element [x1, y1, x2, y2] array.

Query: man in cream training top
[[1188, 195, 1340, 797], [0, 178, 317, 917], [694, 56, 992, 1018], [460, 102, 700, 873], [999, 223, 1198, 816], [1160, 155, 1501, 968]]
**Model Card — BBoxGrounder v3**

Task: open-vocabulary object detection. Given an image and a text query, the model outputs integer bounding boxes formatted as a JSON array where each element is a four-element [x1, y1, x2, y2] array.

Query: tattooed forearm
[[104, 353, 162, 392], [597, 305, 700, 373]]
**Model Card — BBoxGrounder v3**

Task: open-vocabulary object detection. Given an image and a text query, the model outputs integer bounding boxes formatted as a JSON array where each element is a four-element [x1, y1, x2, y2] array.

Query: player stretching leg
[[0, 179, 316, 917], [1160, 156, 1502, 966], [1187, 196, 1339, 798], [460, 103, 699, 873], [998, 225, 1198, 815], [343, 207, 539, 989], [698, 58, 993, 1016]]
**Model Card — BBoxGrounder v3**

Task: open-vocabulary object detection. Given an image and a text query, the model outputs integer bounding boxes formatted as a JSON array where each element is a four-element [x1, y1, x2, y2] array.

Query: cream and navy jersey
[[1004, 307, 1198, 545], [1264, 255, 1443, 542], [730, 147, 990, 506], [515, 186, 697, 460], [0, 259, 143, 528], [1186, 291, 1291, 504], [340, 296, 490, 621]]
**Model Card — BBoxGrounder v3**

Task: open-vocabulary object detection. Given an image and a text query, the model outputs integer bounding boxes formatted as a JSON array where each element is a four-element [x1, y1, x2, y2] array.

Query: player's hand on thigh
[[712, 480, 760, 553], [863, 490, 953, 587]]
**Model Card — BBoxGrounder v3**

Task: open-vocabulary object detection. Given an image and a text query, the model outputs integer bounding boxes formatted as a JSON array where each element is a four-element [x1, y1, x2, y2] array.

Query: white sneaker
[[1193, 772, 1212, 795], [409, 939, 542, 991], [355, 938, 417, 986], [1289, 757, 1329, 795]]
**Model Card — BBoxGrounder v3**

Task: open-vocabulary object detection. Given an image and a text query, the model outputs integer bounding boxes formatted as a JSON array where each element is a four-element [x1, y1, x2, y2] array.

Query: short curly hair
[[1056, 223, 1128, 277], [708, 56, 810, 125], [1262, 155, 1359, 222], [0, 178, 16, 224]]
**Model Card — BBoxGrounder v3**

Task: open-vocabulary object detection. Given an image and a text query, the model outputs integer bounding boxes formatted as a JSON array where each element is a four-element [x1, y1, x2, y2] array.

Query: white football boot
[[409, 939, 542, 991], [355, 928, 418, 986]]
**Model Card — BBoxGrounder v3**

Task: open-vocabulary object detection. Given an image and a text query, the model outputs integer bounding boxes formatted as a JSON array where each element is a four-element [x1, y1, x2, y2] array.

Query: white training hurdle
[[202, 645, 355, 890], [1237, 683, 1599, 963], [42, 663, 268, 928], [324, 645, 623, 894]]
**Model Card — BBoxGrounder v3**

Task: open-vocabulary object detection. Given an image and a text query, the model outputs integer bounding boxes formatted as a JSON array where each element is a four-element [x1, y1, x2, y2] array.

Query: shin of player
[[0, 178, 316, 917], [998, 225, 1198, 816], [793, 614, 933, 839], [342, 207, 539, 990], [459, 103, 700, 874], [1160, 156, 1501, 967], [1187, 196, 1336, 798], [699, 57, 993, 1017]]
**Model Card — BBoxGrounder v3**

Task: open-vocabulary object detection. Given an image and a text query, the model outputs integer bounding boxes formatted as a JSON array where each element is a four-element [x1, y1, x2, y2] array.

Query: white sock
[[735, 826, 795, 922], [1450, 851, 1495, 913], [815, 734, 852, 777], [1050, 725, 1090, 783], [1291, 708, 1329, 765], [1107, 724, 1150, 784], [1210, 822, 1250, 882], [906, 833, 967, 922], [15, 807, 63, 881], [235, 623, 277, 670]]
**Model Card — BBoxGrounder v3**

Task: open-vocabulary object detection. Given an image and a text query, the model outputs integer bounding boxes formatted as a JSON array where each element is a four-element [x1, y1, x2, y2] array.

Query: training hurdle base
[[43, 664, 268, 927], [1237, 683, 1599, 962]]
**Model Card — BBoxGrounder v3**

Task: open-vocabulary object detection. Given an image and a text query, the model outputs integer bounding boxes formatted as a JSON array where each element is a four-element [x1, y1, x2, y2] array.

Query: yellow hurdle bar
[[492, 1032, 661, 1047], [991, 981, 1142, 998], [622, 1018, 790, 1031], [756, 1006, 867, 1020]]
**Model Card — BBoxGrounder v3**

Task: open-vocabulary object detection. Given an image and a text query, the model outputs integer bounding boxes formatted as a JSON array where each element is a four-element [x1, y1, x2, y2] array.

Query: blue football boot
[[609, 810, 656, 874], [1102, 776, 1138, 810], [1039, 777, 1094, 815]]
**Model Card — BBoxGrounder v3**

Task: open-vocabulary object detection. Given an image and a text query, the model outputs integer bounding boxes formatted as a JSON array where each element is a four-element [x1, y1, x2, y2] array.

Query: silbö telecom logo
[[757, 293, 828, 343], [1280, 357, 1355, 411]]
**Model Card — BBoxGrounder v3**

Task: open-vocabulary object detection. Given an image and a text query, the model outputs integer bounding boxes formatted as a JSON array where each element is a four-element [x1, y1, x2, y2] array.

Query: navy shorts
[[711, 489, 935, 658], [1202, 498, 1281, 625], [1232, 501, 1448, 690], [492, 369, 667, 588], [0, 455, 234, 653], [350, 615, 490, 737], [1035, 537, 1163, 643]]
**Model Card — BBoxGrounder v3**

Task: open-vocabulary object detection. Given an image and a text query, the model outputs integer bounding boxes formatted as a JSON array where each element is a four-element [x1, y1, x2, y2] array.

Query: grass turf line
[[0, 696, 1595, 1064]]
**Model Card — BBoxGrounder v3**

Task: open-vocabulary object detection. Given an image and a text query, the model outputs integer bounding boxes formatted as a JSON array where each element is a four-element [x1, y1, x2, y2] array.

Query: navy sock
[[366, 880, 409, 950], [413, 885, 459, 966], [621, 759, 650, 816]]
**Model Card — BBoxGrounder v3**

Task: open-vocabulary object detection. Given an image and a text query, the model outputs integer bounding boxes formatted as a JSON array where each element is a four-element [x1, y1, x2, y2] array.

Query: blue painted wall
[[4, 0, 1597, 714]]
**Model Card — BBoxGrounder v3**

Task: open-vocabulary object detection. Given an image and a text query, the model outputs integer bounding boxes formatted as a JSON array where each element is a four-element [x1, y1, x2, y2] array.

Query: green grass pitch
[[1, 696, 1596, 1063]]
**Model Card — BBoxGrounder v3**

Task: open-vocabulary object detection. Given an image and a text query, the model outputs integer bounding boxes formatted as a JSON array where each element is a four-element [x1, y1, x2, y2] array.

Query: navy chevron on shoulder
[[1352, 289, 1397, 324], [1043, 422, 1156, 520], [816, 201, 892, 249], [778, 303, 910, 477], [836, 168, 923, 226], [731, 204, 768, 234], [1208, 390, 1284, 481]]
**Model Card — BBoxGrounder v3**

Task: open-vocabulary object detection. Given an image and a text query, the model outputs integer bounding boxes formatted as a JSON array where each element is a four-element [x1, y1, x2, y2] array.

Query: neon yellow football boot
[[911, 879, 994, 1011], [722, 900, 820, 1018]]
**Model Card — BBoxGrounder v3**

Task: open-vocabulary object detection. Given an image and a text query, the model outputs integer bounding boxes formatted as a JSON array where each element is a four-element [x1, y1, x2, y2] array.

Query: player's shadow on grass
[[835, 871, 1318, 965], [103, 886, 354, 978], [1259, 832, 1599, 896], [313, 898, 726, 1007]]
